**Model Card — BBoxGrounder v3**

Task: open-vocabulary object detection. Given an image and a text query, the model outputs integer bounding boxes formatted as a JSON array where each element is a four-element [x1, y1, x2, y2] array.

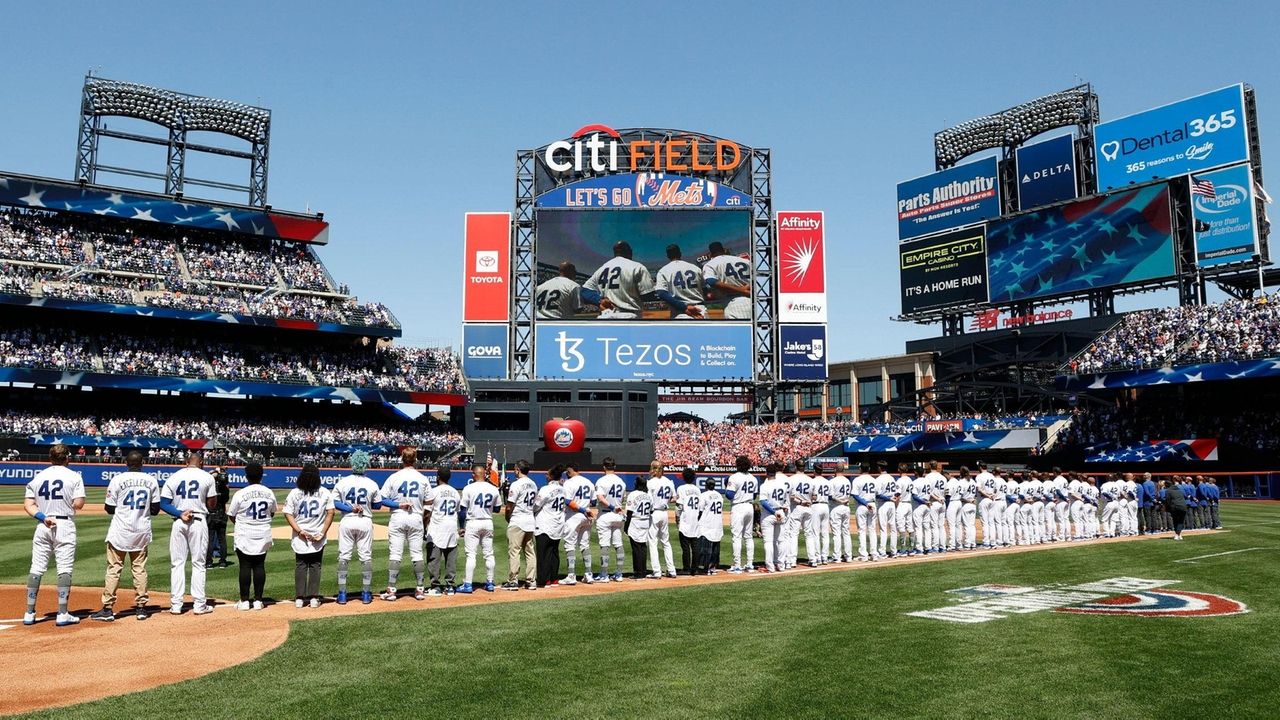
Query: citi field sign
[[543, 125, 744, 175]]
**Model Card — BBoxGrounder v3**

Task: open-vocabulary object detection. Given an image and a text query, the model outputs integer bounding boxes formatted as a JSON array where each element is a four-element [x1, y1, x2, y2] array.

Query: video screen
[[534, 209, 752, 321]]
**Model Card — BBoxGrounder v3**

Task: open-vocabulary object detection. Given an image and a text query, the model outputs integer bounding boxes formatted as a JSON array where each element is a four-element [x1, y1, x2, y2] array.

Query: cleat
[[415, 587, 427, 600], [360, 592, 372, 605], [56, 613, 80, 626], [457, 583, 474, 594], [89, 608, 115, 622], [295, 598, 305, 608], [746, 566, 757, 573], [170, 605, 183, 615], [446, 585, 456, 596], [561, 576, 577, 586], [500, 581, 520, 591], [483, 582, 495, 592], [135, 608, 148, 621], [379, 589, 398, 602], [647, 572, 663, 579], [583, 574, 594, 584], [310, 598, 321, 608], [23, 612, 36, 626], [236, 600, 251, 611], [336, 590, 348, 605], [667, 572, 678, 579], [252, 600, 265, 610], [193, 604, 213, 615], [426, 587, 443, 597], [610, 573, 623, 582]]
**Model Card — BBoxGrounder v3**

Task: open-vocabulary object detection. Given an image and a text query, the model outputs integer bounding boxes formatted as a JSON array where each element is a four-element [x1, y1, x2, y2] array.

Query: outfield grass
[[7, 501, 1279, 719]]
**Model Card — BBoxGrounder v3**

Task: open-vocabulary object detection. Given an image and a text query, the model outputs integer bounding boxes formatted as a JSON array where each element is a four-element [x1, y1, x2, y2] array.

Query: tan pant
[[102, 543, 149, 609], [506, 525, 536, 583]]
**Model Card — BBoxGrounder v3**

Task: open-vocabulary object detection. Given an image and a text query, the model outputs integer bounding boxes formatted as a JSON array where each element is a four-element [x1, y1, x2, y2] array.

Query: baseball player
[[907, 468, 934, 555], [757, 463, 790, 572], [654, 244, 707, 319], [424, 467, 461, 595], [331, 451, 385, 604], [944, 468, 963, 551], [624, 476, 654, 578], [378, 448, 427, 601], [696, 477, 725, 574], [1083, 477, 1100, 538], [1121, 473, 1139, 536], [956, 467, 978, 550], [1067, 473, 1086, 541], [459, 463, 501, 593], [924, 461, 948, 553], [646, 462, 678, 578], [989, 468, 1009, 547], [811, 468, 833, 564], [283, 463, 335, 608], [226, 462, 277, 610], [827, 468, 853, 563], [90, 450, 159, 622], [560, 463, 596, 585], [701, 241, 753, 319], [502, 460, 538, 590], [999, 471, 1019, 546], [787, 462, 816, 568], [1050, 468, 1070, 542], [852, 463, 879, 561], [160, 452, 216, 615], [584, 241, 655, 319], [894, 467, 914, 555], [873, 462, 899, 559], [675, 468, 703, 574], [536, 261, 589, 319], [23, 444, 86, 627], [1022, 472, 1043, 545], [723, 455, 759, 572], [592, 458, 626, 582], [1099, 474, 1119, 538], [975, 463, 996, 549], [533, 465, 567, 588]]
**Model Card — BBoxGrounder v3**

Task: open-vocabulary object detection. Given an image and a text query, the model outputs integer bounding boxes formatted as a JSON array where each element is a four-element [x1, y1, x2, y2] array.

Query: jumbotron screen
[[533, 209, 752, 321]]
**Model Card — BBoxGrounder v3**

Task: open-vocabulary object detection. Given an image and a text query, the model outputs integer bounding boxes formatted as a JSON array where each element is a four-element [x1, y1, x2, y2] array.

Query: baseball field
[[2, 488, 1278, 719]]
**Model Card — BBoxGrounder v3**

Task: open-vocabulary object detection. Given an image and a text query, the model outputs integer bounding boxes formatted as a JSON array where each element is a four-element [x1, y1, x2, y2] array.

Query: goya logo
[[1055, 589, 1247, 618], [552, 427, 575, 449]]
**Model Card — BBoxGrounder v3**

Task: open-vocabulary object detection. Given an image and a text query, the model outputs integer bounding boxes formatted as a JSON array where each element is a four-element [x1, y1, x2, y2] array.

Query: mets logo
[[1055, 589, 1247, 618], [553, 427, 575, 448]]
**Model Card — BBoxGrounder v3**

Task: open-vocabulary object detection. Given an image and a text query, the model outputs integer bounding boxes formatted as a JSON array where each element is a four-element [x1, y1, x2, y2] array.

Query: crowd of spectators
[[1057, 403, 1280, 452], [180, 237, 280, 286], [274, 243, 333, 291], [1073, 295, 1280, 373], [0, 327, 95, 371], [654, 420, 851, 468], [0, 209, 85, 265], [99, 335, 208, 378]]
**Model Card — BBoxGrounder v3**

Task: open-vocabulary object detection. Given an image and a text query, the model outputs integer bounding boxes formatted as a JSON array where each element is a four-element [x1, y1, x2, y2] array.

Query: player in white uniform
[[811, 469, 833, 564], [852, 464, 879, 561], [23, 444, 86, 626], [561, 463, 597, 585], [787, 463, 816, 568], [459, 464, 502, 593], [584, 241, 655, 319], [758, 464, 791, 572], [828, 470, 853, 563], [90, 450, 159, 623], [696, 478, 725, 574], [873, 462, 899, 558], [701, 241, 753, 319], [907, 469, 934, 555], [160, 452, 216, 615], [283, 463, 335, 608], [975, 463, 997, 549], [894, 468, 914, 556], [535, 261, 587, 319], [956, 468, 978, 550], [1082, 477, 1100, 538], [1021, 473, 1043, 544], [724, 456, 759, 572], [624, 477, 655, 578], [646, 462, 678, 578], [924, 462, 948, 553], [226, 462, 277, 610], [502, 460, 538, 590], [989, 469, 1009, 547], [675, 469, 703, 574], [999, 472, 1019, 547], [592, 458, 627, 582], [1099, 474, 1120, 537], [655, 244, 708, 319], [1067, 474, 1086, 541], [378, 449, 428, 601], [1049, 469, 1070, 542], [425, 468, 462, 595], [331, 451, 384, 604], [1122, 474, 1140, 536]]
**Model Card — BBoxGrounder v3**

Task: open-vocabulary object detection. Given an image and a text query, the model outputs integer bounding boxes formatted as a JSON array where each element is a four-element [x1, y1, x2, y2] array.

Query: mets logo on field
[[552, 427, 576, 448], [907, 577, 1248, 623]]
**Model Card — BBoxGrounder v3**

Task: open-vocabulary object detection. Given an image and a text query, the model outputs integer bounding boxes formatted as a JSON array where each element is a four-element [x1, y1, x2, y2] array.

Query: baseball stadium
[[3, 5, 1280, 719]]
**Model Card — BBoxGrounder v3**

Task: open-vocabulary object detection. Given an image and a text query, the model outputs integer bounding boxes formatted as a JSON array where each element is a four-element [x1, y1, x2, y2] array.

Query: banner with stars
[[1084, 439, 1219, 463]]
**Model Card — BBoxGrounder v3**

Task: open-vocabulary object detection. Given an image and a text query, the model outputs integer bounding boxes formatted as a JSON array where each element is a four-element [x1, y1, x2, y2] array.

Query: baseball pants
[[811, 504, 831, 562], [563, 516, 593, 579], [829, 505, 852, 560], [761, 513, 787, 570], [911, 504, 933, 552], [1101, 501, 1118, 536], [946, 501, 962, 549], [876, 502, 897, 556], [929, 502, 946, 551], [463, 520, 495, 585], [102, 543, 149, 609], [337, 516, 374, 592], [730, 503, 756, 568], [169, 516, 209, 608], [959, 502, 977, 547], [649, 512, 676, 575], [790, 508, 815, 565], [30, 518, 77, 576], [985, 501, 1004, 546], [1053, 501, 1069, 540], [895, 502, 913, 552], [506, 525, 536, 584], [978, 499, 994, 546], [856, 505, 878, 559], [1069, 500, 1085, 539], [595, 513, 625, 575]]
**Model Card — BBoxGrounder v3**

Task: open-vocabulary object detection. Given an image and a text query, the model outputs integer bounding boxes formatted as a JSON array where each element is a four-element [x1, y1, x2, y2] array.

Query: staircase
[[175, 251, 193, 282]]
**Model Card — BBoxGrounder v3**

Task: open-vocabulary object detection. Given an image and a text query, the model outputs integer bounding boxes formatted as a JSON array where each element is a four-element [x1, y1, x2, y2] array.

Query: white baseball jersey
[[380, 467, 428, 515], [332, 475, 383, 517], [698, 490, 725, 541], [759, 475, 790, 515], [460, 481, 501, 522], [925, 471, 948, 501], [1004, 479, 1020, 502], [655, 259, 706, 306], [1122, 479, 1138, 499], [908, 477, 933, 504], [625, 489, 654, 542], [676, 483, 702, 536], [726, 472, 758, 505], [943, 477, 960, 501], [105, 471, 161, 552], [283, 488, 334, 553], [813, 476, 833, 504], [25, 465, 85, 519], [702, 253, 752, 290], [161, 466, 215, 517], [829, 474, 852, 504], [1050, 476, 1069, 501], [227, 484, 277, 555], [1100, 480, 1118, 501], [874, 473, 899, 502], [958, 478, 978, 502], [535, 276, 584, 320], [584, 256, 654, 315], [976, 471, 997, 499], [506, 475, 538, 532], [853, 474, 878, 507], [1023, 478, 1043, 500], [790, 473, 814, 509], [535, 483, 568, 538], [425, 484, 462, 547], [647, 475, 676, 511], [1083, 484, 1099, 505], [595, 473, 627, 513], [562, 474, 596, 517]]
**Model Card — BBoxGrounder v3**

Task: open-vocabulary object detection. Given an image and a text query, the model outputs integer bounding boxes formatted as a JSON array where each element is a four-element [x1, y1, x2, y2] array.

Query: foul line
[[1173, 547, 1274, 564]]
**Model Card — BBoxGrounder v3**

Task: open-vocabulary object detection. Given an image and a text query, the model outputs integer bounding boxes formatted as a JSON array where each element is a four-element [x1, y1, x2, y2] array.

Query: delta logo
[[544, 124, 743, 175], [908, 577, 1247, 623]]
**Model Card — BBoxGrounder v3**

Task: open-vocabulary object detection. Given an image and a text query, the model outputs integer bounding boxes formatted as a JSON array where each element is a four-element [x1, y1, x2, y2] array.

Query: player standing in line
[[893, 466, 914, 556], [1050, 468, 1070, 542], [378, 448, 427, 601], [924, 461, 948, 553], [560, 464, 597, 585], [90, 450, 160, 622], [502, 460, 538, 591], [1067, 473, 1086, 541], [1099, 474, 1119, 538], [331, 451, 384, 604], [654, 244, 707, 319], [459, 463, 501, 593], [624, 476, 654, 579], [851, 463, 879, 561], [787, 462, 816, 568], [758, 463, 790, 572], [989, 467, 1009, 547], [811, 467, 833, 564], [283, 463, 335, 608], [907, 467, 933, 555], [23, 444, 85, 627], [874, 462, 900, 559], [1003, 472, 1022, 546], [592, 458, 627, 582], [700, 241, 753, 319], [1083, 477, 1100, 538], [696, 477, 725, 574], [584, 241, 655, 319], [160, 452, 216, 615], [646, 462, 678, 578], [675, 468, 703, 575], [724, 456, 759, 572], [975, 463, 996, 549], [956, 467, 978, 550], [1021, 472, 1042, 545], [827, 467, 853, 563], [535, 261, 590, 320], [944, 468, 963, 551], [533, 465, 568, 588], [424, 468, 461, 595], [226, 462, 277, 610], [1122, 473, 1140, 536]]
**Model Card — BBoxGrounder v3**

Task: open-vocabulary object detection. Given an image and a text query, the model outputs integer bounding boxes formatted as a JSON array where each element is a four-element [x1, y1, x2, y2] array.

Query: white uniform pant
[[388, 512, 425, 562], [563, 515, 592, 577], [895, 502, 913, 551], [876, 502, 897, 556], [978, 499, 995, 545], [789, 507, 814, 565], [1030, 502, 1046, 543], [829, 505, 851, 560], [856, 505, 878, 559], [464, 520, 495, 584], [1013, 503, 1030, 544], [596, 512, 625, 572], [1127, 500, 1139, 534], [1054, 501, 1070, 539], [1101, 500, 1118, 536], [912, 504, 934, 551], [649, 511, 676, 574], [959, 502, 977, 547], [30, 518, 77, 575], [929, 502, 946, 550], [338, 516, 374, 562], [1069, 500, 1086, 539], [810, 503, 830, 561], [169, 516, 209, 607], [946, 501, 962, 549], [761, 512, 787, 570], [730, 503, 755, 567]]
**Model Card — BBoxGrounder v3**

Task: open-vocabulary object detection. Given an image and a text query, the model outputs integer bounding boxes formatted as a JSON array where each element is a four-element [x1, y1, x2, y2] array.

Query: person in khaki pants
[[501, 460, 538, 590], [90, 451, 161, 622]]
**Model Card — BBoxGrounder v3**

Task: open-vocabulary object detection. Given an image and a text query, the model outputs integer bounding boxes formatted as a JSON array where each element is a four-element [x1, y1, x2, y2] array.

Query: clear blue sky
[[2, 0, 1278, 362]]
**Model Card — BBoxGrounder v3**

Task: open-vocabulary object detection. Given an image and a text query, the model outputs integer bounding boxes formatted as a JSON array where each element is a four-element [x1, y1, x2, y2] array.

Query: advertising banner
[[899, 226, 989, 313], [778, 324, 828, 381], [462, 324, 509, 379], [534, 323, 752, 381], [777, 211, 828, 323], [1191, 163, 1259, 267], [534, 173, 751, 209], [986, 183, 1175, 302], [462, 212, 511, 323], [897, 156, 1000, 241], [1016, 134, 1078, 210], [1094, 84, 1249, 190]]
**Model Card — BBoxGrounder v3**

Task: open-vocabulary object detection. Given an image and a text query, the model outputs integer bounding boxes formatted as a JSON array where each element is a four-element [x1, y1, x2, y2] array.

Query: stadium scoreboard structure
[[896, 83, 1269, 335], [461, 126, 829, 419]]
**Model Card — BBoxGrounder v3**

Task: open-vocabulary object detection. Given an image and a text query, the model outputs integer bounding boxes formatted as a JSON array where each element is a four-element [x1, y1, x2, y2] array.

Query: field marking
[[1173, 547, 1275, 564]]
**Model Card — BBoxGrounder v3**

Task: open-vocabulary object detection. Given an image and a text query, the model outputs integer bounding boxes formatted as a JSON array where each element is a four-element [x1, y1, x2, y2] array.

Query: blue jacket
[[1141, 479, 1158, 507]]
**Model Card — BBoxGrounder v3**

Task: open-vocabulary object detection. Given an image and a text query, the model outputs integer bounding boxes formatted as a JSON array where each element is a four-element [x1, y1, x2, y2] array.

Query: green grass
[[7, 502, 1280, 719]]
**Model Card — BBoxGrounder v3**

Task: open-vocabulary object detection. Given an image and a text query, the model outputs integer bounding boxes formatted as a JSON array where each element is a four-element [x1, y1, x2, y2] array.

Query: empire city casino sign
[[543, 125, 744, 175]]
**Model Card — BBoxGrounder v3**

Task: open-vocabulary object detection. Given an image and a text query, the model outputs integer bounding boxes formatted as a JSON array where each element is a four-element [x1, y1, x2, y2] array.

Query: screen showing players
[[534, 209, 752, 321]]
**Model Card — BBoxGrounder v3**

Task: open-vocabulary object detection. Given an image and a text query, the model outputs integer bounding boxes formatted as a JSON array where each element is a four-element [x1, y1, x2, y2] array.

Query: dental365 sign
[[1095, 84, 1248, 191]]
